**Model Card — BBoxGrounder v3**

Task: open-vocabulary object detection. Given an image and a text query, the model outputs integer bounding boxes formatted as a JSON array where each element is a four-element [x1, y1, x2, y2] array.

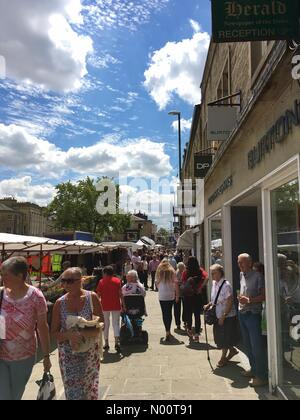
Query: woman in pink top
[[0, 257, 51, 400]]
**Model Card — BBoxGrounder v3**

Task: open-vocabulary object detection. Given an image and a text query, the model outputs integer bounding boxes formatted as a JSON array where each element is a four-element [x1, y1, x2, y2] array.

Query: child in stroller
[[120, 270, 148, 345]]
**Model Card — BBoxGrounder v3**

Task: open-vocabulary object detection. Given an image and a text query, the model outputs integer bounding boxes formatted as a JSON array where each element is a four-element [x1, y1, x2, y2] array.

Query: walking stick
[[204, 318, 214, 372]]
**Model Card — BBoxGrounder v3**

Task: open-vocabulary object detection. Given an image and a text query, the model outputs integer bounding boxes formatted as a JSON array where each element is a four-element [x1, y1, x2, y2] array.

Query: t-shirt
[[239, 270, 265, 314], [122, 281, 146, 297], [149, 260, 160, 272], [97, 276, 122, 311], [211, 279, 236, 319], [0, 286, 47, 362], [156, 273, 178, 301]]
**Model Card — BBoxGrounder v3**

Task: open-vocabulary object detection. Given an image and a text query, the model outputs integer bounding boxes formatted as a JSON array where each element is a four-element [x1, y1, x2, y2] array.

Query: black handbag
[[204, 280, 226, 326]]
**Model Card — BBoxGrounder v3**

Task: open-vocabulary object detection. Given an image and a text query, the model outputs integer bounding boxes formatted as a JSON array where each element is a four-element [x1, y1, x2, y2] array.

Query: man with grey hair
[[237, 253, 268, 387]]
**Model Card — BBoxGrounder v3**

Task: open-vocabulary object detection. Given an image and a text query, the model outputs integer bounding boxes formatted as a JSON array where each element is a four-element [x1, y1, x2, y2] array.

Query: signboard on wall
[[194, 154, 213, 178], [207, 106, 237, 142], [212, 0, 300, 43]]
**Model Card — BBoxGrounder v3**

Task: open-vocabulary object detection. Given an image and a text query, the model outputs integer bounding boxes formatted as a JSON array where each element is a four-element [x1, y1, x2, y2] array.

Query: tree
[[46, 177, 131, 242]]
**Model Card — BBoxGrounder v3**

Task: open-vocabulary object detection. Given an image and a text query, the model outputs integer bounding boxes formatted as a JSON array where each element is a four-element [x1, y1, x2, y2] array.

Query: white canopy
[[140, 236, 155, 247], [101, 242, 143, 252], [177, 229, 194, 250], [0, 233, 113, 255]]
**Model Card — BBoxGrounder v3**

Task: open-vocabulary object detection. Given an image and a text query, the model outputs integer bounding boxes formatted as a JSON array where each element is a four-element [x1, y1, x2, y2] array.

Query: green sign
[[212, 0, 300, 43]]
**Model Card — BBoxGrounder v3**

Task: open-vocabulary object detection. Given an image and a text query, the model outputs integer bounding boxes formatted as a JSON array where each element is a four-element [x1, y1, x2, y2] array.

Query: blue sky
[[0, 0, 211, 228]]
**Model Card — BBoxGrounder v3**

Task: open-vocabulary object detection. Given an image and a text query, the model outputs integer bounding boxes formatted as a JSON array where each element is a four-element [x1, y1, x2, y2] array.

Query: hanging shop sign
[[212, 0, 300, 43], [248, 99, 300, 169], [208, 106, 237, 142], [208, 176, 233, 205], [194, 154, 213, 178]]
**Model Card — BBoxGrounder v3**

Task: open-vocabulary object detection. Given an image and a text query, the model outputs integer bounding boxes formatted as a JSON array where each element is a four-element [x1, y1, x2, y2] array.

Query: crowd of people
[[0, 250, 270, 400]]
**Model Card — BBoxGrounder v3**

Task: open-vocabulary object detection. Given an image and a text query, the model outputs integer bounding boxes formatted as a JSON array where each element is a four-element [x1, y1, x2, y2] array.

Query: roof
[[0, 203, 16, 212]]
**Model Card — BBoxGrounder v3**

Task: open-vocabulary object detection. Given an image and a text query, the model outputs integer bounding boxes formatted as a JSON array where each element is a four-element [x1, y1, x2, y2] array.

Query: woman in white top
[[155, 260, 179, 341], [204, 264, 239, 368]]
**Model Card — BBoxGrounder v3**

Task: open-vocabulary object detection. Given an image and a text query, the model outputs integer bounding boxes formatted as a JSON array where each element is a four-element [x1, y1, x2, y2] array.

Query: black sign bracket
[[208, 91, 241, 112]]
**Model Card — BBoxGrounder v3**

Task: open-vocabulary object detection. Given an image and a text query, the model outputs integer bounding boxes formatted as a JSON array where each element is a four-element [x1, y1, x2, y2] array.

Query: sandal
[[217, 358, 228, 368], [226, 349, 239, 361]]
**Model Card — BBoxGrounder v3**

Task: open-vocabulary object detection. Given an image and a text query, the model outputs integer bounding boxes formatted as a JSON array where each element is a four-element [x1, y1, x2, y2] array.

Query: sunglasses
[[61, 278, 80, 285]]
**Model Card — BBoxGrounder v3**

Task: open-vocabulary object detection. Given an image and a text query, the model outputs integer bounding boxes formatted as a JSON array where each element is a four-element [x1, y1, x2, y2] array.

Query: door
[[231, 207, 259, 293]]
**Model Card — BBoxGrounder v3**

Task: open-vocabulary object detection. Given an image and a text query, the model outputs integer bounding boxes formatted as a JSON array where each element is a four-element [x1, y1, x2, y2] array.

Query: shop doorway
[[230, 190, 262, 293]]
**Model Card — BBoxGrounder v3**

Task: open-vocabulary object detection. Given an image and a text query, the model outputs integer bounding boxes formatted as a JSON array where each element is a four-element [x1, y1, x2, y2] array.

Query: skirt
[[213, 316, 240, 349]]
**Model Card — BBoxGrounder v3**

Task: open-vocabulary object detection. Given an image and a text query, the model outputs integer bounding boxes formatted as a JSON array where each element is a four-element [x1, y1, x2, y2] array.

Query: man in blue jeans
[[238, 253, 268, 387]]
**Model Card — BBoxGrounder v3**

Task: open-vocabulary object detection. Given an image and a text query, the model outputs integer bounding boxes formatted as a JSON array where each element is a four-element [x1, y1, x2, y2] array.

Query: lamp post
[[168, 110, 182, 235], [168, 111, 182, 181]]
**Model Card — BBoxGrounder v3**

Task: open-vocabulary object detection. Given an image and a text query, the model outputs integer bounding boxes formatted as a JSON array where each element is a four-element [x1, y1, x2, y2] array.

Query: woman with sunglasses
[[51, 267, 104, 400]]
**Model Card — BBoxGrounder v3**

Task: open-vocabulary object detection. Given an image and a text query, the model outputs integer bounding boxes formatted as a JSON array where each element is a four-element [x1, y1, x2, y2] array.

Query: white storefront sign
[[208, 106, 237, 141]]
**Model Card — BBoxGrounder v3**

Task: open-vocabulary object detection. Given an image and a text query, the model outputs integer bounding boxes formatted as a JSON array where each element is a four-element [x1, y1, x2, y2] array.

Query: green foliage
[[46, 177, 131, 241]]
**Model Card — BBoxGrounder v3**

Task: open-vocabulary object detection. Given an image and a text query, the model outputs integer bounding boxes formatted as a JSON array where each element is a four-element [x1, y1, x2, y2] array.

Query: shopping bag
[[36, 372, 56, 400]]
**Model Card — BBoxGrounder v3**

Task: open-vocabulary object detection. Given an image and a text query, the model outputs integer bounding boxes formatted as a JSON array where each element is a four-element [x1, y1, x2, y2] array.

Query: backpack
[[181, 276, 201, 297]]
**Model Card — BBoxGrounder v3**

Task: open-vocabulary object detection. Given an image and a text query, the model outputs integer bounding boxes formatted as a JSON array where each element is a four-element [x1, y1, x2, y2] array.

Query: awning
[[0, 233, 107, 255], [176, 229, 194, 250], [101, 242, 143, 252], [140, 236, 155, 247]]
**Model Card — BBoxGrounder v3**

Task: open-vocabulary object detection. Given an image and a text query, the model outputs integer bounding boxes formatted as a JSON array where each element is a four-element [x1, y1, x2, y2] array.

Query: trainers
[[250, 377, 268, 388], [241, 370, 254, 378]]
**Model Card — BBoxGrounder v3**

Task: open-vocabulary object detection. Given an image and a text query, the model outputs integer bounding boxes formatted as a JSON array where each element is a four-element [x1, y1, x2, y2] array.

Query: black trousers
[[174, 298, 186, 327], [143, 271, 149, 288], [151, 272, 156, 289], [184, 294, 203, 335], [159, 300, 174, 332]]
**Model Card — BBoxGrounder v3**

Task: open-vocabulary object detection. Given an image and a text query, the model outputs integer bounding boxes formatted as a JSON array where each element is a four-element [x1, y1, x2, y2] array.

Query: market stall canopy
[[0, 233, 106, 255], [177, 229, 194, 250], [101, 242, 143, 252], [0, 233, 69, 253]]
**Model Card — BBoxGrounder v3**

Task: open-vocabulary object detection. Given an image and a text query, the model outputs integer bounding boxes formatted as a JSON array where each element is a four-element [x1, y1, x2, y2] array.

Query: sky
[[0, 0, 212, 229]]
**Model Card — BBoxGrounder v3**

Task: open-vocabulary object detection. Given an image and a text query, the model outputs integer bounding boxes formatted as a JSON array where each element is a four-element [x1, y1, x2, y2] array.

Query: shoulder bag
[[204, 280, 226, 326]]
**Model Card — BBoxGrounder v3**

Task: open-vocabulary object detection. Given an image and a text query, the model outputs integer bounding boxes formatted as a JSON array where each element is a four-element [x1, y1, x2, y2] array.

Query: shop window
[[210, 212, 223, 267], [251, 41, 269, 80], [271, 179, 300, 398]]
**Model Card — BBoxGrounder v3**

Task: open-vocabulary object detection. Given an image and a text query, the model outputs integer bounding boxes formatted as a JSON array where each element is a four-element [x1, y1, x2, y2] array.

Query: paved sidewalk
[[23, 290, 274, 400]]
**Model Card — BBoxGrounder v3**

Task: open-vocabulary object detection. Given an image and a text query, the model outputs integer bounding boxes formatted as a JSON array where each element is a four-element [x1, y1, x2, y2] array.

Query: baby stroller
[[120, 295, 148, 345]]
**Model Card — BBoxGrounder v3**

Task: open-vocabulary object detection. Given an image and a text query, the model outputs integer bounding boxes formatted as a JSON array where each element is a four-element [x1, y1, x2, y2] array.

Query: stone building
[[0, 198, 51, 236], [181, 39, 300, 398]]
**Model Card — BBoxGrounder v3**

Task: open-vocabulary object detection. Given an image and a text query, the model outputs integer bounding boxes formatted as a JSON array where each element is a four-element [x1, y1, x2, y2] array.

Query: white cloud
[[86, 0, 170, 32], [88, 53, 121, 69], [172, 118, 192, 133], [0, 124, 172, 179], [144, 21, 210, 110], [0, 176, 55, 207], [0, 0, 93, 92], [190, 19, 202, 34]]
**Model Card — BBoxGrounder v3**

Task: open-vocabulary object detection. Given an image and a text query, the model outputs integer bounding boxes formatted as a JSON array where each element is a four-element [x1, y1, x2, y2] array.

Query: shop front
[[204, 88, 300, 397]]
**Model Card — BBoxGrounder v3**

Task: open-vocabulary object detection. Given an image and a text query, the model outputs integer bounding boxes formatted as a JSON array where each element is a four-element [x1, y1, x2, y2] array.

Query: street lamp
[[168, 111, 182, 181], [168, 110, 182, 235]]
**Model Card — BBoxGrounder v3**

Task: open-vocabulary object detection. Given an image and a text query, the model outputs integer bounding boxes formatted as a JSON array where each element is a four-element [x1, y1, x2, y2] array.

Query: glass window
[[271, 179, 300, 399], [210, 212, 223, 267]]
